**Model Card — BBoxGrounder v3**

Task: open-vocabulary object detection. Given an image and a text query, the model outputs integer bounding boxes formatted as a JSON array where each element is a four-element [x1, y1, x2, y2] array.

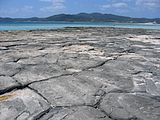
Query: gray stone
[[0, 62, 22, 76], [40, 106, 111, 120], [0, 76, 20, 94], [100, 93, 160, 120], [17, 53, 59, 65], [13, 64, 70, 84], [29, 75, 99, 106], [0, 88, 50, 120], [0, 47, 8, 50]]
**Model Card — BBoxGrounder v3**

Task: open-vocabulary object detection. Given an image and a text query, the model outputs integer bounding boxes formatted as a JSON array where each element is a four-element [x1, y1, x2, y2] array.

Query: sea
[[0, 21, 160, 31]]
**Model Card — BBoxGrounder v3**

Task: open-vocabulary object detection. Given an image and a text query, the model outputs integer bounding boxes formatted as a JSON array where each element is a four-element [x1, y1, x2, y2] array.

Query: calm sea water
[[0, 21, 160, 31]]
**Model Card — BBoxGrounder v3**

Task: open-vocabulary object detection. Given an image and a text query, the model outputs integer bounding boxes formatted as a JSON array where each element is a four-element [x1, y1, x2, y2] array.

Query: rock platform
[[0, 27, 160, 120]]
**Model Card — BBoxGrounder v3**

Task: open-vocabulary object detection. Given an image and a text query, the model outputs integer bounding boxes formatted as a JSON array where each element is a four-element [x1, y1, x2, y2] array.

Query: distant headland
[[0, 13, 160, 24]]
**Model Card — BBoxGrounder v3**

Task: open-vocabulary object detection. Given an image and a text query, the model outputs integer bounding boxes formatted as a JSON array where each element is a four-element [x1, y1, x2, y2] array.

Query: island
[[0, 13, 160, 24]]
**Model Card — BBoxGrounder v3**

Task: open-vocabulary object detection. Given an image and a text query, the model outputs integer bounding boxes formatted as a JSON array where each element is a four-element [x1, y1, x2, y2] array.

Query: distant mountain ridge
[[0, 13, 160, 24]]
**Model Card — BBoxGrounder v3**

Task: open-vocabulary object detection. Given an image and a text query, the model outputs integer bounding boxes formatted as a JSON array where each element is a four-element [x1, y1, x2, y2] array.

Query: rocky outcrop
[[0, 27, 160, 120]]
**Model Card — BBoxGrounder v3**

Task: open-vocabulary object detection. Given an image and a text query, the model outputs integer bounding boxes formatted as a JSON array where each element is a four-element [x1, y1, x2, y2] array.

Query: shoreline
[[0, 26, 160, 32], [0, 21, 160, 31]]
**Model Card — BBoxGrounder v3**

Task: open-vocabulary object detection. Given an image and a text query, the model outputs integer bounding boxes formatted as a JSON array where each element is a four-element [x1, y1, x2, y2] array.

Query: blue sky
[[0, 0, 159, 18]]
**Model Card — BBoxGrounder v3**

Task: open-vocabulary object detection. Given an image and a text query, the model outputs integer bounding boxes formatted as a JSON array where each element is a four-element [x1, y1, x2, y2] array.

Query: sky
[[0, 0, 159, 18]]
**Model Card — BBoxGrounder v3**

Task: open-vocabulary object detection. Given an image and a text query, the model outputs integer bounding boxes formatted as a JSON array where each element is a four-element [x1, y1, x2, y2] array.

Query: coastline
[[0, 26, 160, 32], [0, 27, 160, 120], [0, 21, 160, 31]]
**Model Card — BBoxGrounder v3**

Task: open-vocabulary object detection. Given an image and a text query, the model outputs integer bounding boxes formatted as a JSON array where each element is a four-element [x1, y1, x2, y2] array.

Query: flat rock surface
[[0, 88, 50, 120], [0, 27, 160, 120]]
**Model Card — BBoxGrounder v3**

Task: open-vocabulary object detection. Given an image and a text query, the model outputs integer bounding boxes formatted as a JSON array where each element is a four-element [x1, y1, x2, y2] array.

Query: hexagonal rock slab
[[58, 58, 104, 70], [40, 106, 111, 120], [74, 70, 130, 92], [17, 53, 59, 65], [62, 44, 105, 57], [100, 93, 160, 120], [13, 64, 70, 85], [0, 62, 22, 76], [0, 76, 20, 94], [57, 51, 108, 71], [0, 88, 50, 120], [29, 75, 101, 106]]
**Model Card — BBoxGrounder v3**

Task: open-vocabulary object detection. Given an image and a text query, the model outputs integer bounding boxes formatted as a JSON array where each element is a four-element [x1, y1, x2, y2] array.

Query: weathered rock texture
[[0, 27, 160, 120]]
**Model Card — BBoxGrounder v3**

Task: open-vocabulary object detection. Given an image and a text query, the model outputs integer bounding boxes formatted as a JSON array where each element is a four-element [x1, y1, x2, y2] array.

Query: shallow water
[[0, 21, 160, 31]]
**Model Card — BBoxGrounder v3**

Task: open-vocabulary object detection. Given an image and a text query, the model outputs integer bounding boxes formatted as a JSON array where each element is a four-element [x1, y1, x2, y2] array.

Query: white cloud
[[40, 0, 65, 12], [101, 4, 111, 9], [113, 3, 128, 8], [22, 6, 33, 12], [102, 2, 128, 10], [136, 0, 160, 9], [52, 0, 65, 10]]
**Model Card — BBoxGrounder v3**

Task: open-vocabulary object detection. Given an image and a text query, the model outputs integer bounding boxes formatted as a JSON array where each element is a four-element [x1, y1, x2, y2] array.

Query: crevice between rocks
[[0, 83, 28, 95], [33, 107, 53, 120], [82, 54, 124, 71], [0, 73, 74, 95], [28, 86, 51, 105]]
